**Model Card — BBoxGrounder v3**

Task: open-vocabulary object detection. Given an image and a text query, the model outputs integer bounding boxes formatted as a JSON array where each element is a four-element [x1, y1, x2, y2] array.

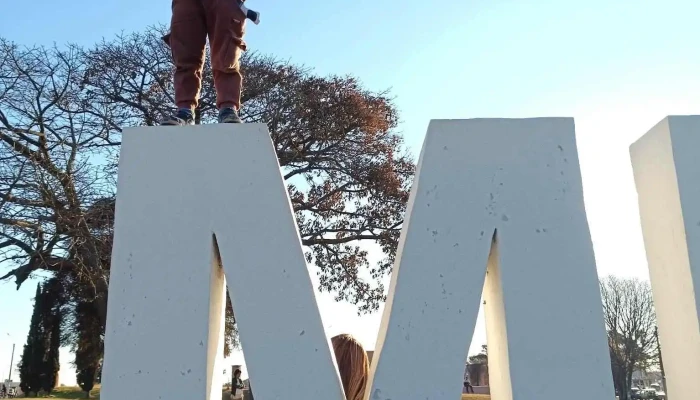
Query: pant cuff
[[176, 102, 196, 111], [218, 102, 237, 110]]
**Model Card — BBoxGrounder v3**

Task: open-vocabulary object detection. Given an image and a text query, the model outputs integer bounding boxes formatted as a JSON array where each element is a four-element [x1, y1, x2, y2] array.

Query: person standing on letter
[[161, 0, 248, 125]]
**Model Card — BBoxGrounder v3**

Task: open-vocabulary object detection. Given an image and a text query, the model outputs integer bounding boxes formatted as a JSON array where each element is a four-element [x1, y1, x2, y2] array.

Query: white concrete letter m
[[101, 121, 614, 400]]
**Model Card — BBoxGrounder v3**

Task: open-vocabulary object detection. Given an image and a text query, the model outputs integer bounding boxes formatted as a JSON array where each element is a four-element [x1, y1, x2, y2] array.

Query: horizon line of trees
[[460, 276, 661, 400], [16, 275, 661, 397]]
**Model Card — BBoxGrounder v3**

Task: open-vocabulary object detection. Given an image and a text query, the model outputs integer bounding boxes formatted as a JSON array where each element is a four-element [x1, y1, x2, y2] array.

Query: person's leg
[[204, 0, 247, 123], [161, 0, 207, 125]]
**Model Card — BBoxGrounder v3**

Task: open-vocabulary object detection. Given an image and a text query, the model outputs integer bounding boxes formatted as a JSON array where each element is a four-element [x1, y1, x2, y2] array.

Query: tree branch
[[302, 234, 379, 246], [0, 256, 73, 288], [0, 232, 34, 254]]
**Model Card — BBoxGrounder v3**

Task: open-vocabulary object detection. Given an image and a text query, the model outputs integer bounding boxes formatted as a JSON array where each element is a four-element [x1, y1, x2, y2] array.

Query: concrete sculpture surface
[[102, 120, 615, 400], [101, 124, 344, 400], [630, 116, 700, 400], [367, 119, 613, 400]]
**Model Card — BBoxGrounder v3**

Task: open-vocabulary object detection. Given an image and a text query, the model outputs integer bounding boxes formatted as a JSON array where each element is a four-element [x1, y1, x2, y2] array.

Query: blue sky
[[3, 0, 700, 386]]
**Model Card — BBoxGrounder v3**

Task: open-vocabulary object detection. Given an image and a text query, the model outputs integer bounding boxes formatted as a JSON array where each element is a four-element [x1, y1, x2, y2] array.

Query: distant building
[[2, 379, 19, 389], [2, 380, 21, 397], [465, 363, 489, 387]]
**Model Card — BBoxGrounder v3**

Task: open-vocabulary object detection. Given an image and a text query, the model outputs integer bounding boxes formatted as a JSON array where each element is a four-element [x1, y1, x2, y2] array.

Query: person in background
[[1, 383, 6, 398], [464, 376, 474, 393], [231, 369, 244, 400], [331, 334, 370, 400]]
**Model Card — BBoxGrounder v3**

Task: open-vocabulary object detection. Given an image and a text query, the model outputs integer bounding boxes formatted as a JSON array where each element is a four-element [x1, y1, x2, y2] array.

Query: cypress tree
[[47, 307, 62, 391], [41, 279, 63, 394], [19, 284, 47, 396], [74, 300, 103, 398], [76, 366, 98, 398]]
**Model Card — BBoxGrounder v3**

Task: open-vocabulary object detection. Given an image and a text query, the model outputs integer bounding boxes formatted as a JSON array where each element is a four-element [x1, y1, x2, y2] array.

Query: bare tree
[[0, 37, 115, 385], [0, 26, 413, 359], [600, 276, 658, 400]]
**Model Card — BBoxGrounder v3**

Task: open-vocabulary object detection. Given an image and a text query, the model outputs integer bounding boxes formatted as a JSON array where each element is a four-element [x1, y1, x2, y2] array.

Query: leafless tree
[[0, 37, 116, 384], [600, 276, 658, 400], [0, 26, 413, 359]]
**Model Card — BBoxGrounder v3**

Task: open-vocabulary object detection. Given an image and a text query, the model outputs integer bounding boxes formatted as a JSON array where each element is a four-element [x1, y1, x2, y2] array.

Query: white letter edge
[[630, 116, 700, 400], [101, 124, 344, 400], [366, 119, 614, 400]]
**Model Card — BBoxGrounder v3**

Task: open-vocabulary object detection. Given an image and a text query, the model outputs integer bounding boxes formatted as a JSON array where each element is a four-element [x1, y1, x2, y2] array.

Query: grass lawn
[[46, 385, 490, 399]]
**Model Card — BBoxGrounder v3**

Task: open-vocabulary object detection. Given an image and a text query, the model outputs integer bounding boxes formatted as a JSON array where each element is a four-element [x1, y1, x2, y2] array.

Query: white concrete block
[[630, 116, 700, 400], [367, 119, 614, 400], [101, 124, 344, 400]]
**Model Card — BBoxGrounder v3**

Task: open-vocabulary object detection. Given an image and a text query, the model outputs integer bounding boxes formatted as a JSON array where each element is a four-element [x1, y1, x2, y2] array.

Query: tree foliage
[[224, 290, 240, 356], [73, 300, 102, 397], [18, 284, 45, 396], [76, 366, 98, 398], [600, 276, 657, 400], [468, 344, 488, 365], [18, 281, 62, 396], [0, 26, 412, 358], [40, 278, 63, 394]]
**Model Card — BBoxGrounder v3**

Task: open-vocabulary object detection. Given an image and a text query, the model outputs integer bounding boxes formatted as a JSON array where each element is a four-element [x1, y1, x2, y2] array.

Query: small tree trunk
[[195, 106, 202, 125], [624, 369, 634, 400], [84, 389, 91, 398], [614, 367, 629, 400]]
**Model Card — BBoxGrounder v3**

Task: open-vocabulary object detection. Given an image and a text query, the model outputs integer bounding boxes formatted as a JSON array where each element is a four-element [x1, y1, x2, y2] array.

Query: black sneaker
[[161, 108, 194, 126], [218, 107, 242, 123]]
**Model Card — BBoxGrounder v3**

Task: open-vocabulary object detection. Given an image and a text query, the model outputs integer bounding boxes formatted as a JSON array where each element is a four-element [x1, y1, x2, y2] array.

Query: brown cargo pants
[[163, 0, 247, 111]]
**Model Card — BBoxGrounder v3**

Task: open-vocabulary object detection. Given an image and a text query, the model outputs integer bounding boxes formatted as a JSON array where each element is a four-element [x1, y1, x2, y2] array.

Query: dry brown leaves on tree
[[0, 26, 414, 355]]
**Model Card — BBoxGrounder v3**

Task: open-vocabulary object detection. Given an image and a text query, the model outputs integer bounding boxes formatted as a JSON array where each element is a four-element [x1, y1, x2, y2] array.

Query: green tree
[[18, 284, 46, 396], [468, 344, 488, 365], [40, 278, 63, 394], [45, 311, 61, 391], [73, 300, 103, 398], [76, 367, 98, 398]]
